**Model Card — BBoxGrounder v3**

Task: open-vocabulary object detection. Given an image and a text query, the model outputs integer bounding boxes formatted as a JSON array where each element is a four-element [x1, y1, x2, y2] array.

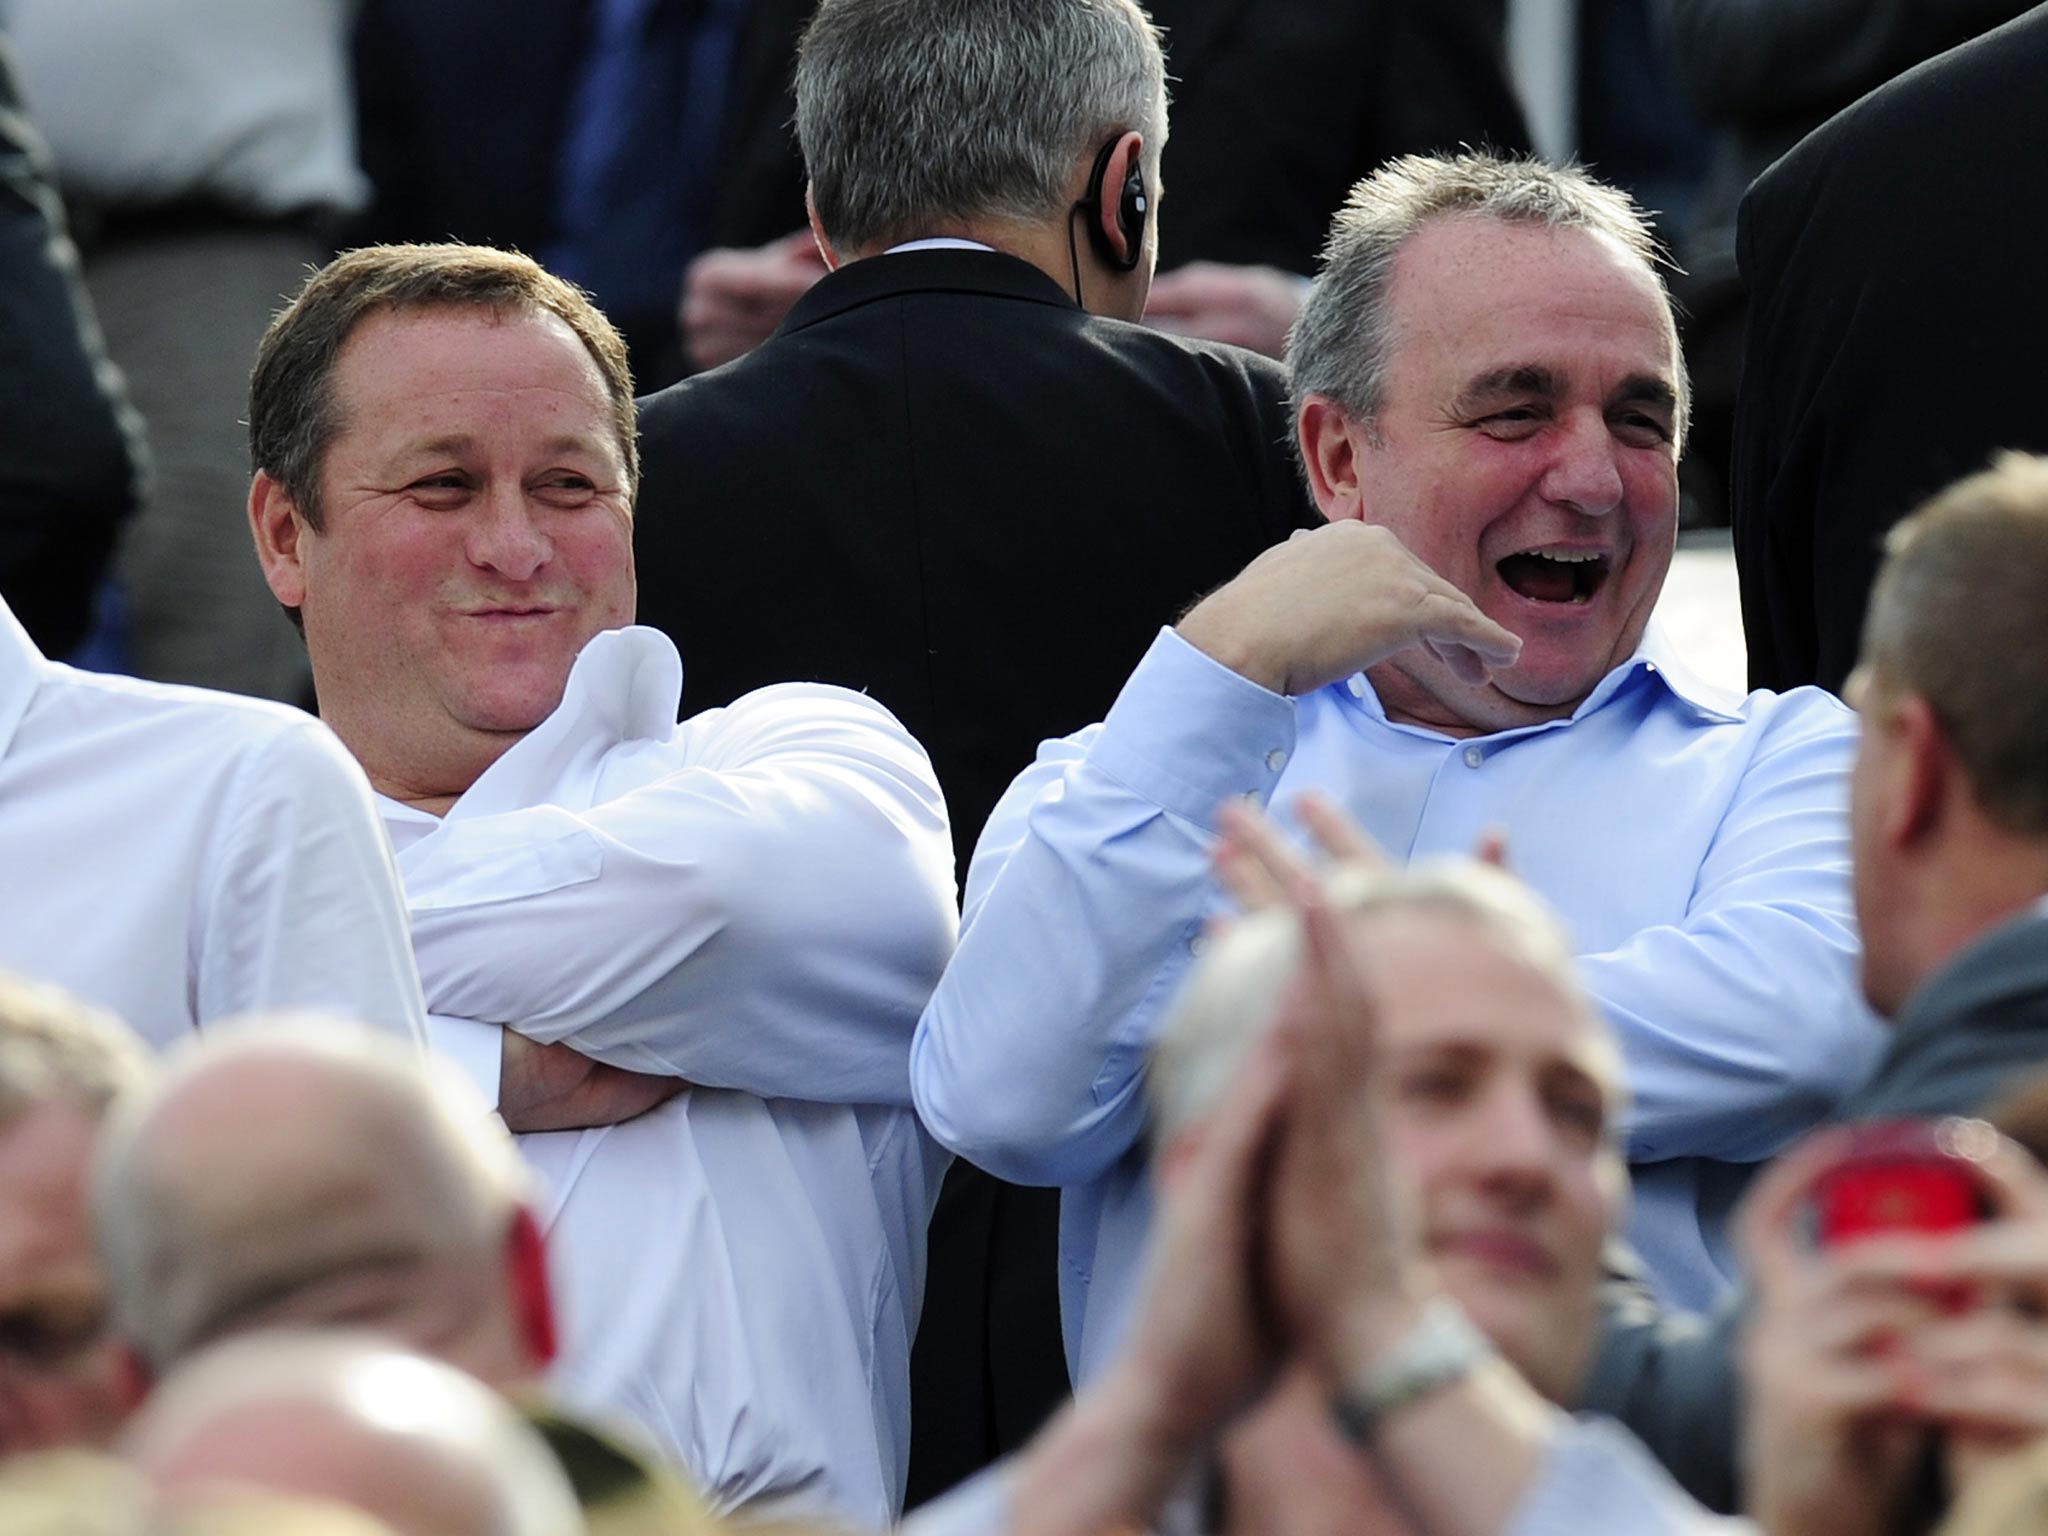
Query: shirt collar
[[1338, 617, 1747, 739], [882, 237, 997, 255], [0, 597, 50, 762], [430, 625, 683, 823]]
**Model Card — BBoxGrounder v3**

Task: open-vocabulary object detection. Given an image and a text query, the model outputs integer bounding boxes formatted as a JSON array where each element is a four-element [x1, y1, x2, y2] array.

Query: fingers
[[1471, 825, 1511, 868], [1214, 800, 1320, 911], [1416, 586, 1523, 670], [1293, 790, 1387, 869], [1736, 1123, 1861, 1287]]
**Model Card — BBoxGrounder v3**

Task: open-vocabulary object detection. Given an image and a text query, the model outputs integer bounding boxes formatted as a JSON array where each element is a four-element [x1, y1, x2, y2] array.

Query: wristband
[[1329, 1297, 1492, 1446]]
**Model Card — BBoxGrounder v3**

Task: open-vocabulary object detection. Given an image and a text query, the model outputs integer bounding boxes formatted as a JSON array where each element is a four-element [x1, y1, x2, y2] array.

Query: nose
[[465, 486, 553, 582], [1468, 1083, 1561, 1211], [1538, 410, 1624, 518]]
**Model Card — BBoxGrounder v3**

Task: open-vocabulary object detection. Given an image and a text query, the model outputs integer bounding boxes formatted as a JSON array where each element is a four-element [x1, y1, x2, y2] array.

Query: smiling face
[[1312, 215, 1682, 735], [253, 303, 636, 808], [1359, 908, 1627, 1403]]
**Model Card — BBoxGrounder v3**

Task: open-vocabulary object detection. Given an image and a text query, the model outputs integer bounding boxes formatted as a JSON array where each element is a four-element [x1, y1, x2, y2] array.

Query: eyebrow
[[1451, 366, 1562, 415], [397, 432, 611, 460], [1609, 374, 1679, 415]]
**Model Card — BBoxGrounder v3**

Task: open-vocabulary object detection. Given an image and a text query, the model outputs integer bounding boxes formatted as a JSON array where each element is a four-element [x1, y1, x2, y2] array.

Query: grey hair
[[1288, 152, 1689, 451], [92, 1017, 534, 1371], [0, 971, 150, 1130], [1147, 858, 1594, 1149], [796, 0, 1167, 252], [126, 1332, 584, 1536]]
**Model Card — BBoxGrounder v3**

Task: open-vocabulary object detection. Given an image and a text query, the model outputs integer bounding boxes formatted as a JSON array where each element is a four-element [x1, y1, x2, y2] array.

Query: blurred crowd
[[2, 1, 2048, 1534]]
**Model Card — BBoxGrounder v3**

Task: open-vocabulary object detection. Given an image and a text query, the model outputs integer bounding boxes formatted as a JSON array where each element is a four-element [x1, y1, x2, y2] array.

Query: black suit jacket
[[1585, 903, 2048, 1512], [634, 248, 1313, 877], [1731, 5, 2048, 694], [1153, 0, 1528, 274]]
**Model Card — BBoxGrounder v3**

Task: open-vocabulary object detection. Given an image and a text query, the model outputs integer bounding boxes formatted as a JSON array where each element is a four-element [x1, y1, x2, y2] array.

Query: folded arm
[[409, 685, 955, 1107]]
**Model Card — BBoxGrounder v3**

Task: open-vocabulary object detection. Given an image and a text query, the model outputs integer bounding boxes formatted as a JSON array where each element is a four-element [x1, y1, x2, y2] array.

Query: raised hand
[[1178, 521, 1521, 698]]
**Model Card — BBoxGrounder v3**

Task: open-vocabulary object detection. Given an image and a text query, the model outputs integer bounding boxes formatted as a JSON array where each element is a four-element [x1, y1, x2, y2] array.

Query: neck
[[853, 214, 1137, 318], [346, 736, 514, 818], [1366, 659, 1576, 740], [1891, 835, 2048, 1011]]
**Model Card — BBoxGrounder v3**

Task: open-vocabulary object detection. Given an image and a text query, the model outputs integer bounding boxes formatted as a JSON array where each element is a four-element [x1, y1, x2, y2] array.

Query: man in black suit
[[1585, 451, 2048, 1512], [633, 0, 1312, 1500], [1730, 5, 2048, 695], [351, 0, 814, 389]]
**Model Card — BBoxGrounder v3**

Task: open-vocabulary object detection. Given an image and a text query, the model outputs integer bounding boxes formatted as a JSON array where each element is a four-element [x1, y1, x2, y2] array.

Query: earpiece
[[1080, 136, 1146, 273]]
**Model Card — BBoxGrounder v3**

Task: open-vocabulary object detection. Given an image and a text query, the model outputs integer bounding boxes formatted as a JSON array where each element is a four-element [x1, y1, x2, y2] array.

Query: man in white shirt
[[0, 589, 425, 1049], [245, 242, 958, 1526]]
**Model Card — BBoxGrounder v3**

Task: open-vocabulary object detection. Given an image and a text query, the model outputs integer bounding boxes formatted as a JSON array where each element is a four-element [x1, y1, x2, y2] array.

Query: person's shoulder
[[33, 662, 324, 747], [1083, 311, 1291, 392]]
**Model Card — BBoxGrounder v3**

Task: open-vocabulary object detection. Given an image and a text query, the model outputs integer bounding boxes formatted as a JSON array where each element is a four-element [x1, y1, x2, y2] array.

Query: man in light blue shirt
[[912, 152, 1879, 1383]]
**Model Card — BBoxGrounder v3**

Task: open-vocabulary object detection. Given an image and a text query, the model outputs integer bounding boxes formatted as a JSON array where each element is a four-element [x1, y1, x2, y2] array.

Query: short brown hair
[[248, 244, 638, 531], [1862, 452, 2048, 836]]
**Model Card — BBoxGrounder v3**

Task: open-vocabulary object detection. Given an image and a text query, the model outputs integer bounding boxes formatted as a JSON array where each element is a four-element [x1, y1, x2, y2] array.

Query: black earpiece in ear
[[1080, 136, 1145, 273]]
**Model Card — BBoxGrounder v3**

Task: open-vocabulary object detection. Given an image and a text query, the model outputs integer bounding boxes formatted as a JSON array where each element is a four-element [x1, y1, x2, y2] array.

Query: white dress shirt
[[0, 596, 426, 1047], [381, 625, 957, 1528]]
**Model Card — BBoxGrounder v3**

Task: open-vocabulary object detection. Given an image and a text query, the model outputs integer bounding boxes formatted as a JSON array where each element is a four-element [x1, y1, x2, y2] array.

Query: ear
[[1093, 131, 1147, 267], [504, 1205, 559, 1370], [1888, 693, 1953, 849], [249, 470, 311, 608], [114, 1343, 155, 1416], [1298, 396, 1369, 523], [804, 185, 839, 272]]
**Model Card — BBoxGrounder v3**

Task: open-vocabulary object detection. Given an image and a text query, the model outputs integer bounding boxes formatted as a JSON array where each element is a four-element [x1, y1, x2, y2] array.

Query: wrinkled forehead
[[1346, 906, 1623, 1098], [1387, 216, 1681, 387]]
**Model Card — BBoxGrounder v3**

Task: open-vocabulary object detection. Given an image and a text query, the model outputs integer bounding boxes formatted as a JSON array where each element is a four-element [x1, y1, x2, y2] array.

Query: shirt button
[[1462, 745, 1485, 768], [1347, 677, 1368, 699], [1189, 933, 1210, 957], [1265, 748, 1288, 772]]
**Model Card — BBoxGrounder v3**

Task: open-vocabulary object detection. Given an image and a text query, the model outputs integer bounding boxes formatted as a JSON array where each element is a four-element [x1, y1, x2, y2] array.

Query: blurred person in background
[[1587, 452, 2048, 1510], [0, 35, 143, 662], [92, 1023, 720, 1536], [1, 0, 367, 702], [350, 0, 814, 391], [126, 1332, 585, 1536], [0, 975, 149, 1461]]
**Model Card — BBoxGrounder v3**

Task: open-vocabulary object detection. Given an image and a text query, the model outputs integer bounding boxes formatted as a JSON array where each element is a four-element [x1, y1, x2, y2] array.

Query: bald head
[[92, 1023, 546, 1385], [127, 1333, 582, 1536]]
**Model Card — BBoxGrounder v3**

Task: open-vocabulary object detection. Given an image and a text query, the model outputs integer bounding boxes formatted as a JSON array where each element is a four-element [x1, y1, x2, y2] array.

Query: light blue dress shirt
[[913, 624, 1883, 1383]]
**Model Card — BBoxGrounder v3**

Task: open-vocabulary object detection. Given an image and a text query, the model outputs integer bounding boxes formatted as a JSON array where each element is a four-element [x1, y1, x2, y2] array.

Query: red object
[[1811, 1119, 1986, 1248]]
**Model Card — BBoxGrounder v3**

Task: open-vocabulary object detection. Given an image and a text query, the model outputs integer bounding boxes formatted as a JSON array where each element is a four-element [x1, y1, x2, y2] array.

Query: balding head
[[126, 1333, 582, 1536], [92, 1023, 550, 1386]]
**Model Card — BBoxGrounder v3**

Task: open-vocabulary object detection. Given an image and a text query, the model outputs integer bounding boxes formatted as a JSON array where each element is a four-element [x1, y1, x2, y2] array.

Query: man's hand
[[1733, 1125, 2048, 1536], [497, 1034, 687, 1133], [679, 228, 829, 372], [1144, 261, 1306, 358], [1177, 522, 1521, 697], [1010, 1029, 1289, 1536]]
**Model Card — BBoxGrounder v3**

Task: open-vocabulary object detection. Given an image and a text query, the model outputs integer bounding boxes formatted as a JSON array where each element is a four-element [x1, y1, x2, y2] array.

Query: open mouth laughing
[[1496, 547, 1611, 606]]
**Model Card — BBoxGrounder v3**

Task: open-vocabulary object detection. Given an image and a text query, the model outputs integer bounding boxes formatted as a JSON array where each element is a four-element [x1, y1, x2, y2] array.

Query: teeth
[[1522, 549, 1603, 564]]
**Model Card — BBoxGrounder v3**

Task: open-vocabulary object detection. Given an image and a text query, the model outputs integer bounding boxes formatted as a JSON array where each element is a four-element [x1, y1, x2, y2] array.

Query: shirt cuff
[[426, 1012, 504, 1110], [1087, 628, 1299, 830]]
